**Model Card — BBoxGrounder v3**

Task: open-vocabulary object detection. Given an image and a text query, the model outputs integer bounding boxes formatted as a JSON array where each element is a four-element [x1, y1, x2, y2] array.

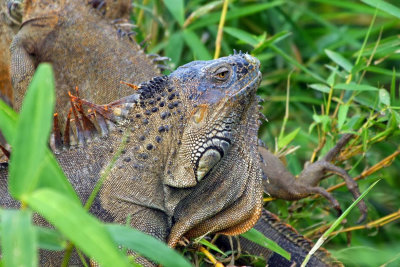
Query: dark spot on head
[[168, 103, 174, 109], [173, 101, 179, 107], [123, 157, 131, 162], [139, 153, 148, 160], [139, 135, 146, 141], [142, 118, 149, 125], [156, 96, 161, 101], [152, 107, 159, 113], [167, 87, 173, 92], [148, 99, 155, 105], [145, 110, 151, 116], [159, 101, 165, 107], [146, 144, 153, 150], [129, 118, 134, 122], [109, 149, 114, 153], [155, 136, 162, 143], [121, 149, 126, 154], [168, 93, 175, 100], [158, 126, 165, 133], [136, 114, 141, 118], [161, 112, 168, 120]]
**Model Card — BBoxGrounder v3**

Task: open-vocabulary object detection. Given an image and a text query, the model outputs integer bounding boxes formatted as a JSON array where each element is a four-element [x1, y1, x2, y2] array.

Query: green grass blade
[[325, 49, 354, 73], [36, 227, 66, 251], [240, 228, 290, 260], [183, 30, 212, 60], [25, 189, 131, 267], [197, 238, 227, 256], [334, 83, 379, 91], [278, 127, 301, 149], [164, 0, 185, 26], [301, 180, 380, 267], [8, 63, 55, 198], [0, 99, 18, 143], [0, 65, 80, 203], [1, 210, 37, 267], [361, 0, 400, 19], [106, 224, 191, 267], [224, 27, 260, 47]]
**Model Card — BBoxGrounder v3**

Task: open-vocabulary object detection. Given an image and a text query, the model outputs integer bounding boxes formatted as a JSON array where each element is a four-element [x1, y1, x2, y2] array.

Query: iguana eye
[[213, 67, 230, 81]]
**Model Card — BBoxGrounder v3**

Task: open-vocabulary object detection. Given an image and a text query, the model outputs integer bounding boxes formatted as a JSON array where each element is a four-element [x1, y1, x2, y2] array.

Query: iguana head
[[157, 53, 263, 246], [164, 52, 261, 187]]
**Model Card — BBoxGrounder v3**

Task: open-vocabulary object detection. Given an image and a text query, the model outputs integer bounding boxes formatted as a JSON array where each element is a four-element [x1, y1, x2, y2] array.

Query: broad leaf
[[1, 210, 37, 267]]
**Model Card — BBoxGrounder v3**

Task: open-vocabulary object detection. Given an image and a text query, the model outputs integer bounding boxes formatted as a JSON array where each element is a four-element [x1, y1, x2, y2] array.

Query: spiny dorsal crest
[[51, 75, 171, 151]]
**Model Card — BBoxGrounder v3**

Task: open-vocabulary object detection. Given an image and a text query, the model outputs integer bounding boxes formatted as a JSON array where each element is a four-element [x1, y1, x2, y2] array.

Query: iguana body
[[1, 1, 367, 266], [1, 53, 264, 265]]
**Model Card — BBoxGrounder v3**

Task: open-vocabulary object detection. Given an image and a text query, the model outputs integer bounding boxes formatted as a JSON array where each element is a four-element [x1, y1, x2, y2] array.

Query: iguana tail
[[239, 209, 343, 266]]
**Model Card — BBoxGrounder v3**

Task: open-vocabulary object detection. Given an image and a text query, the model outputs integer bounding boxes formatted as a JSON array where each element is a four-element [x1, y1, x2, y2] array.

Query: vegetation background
[[135, 0, 400, 266], [1, 0, 400, 266]]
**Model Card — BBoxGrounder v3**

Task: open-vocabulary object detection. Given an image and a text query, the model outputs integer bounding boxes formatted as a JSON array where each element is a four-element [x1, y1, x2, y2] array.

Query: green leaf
[[0, 65, 80, 203], [240, 228, 290, 260], [0, 99, 18, 143], [361, 0, 400, 19], [9, 64, 55, 198], [312, 114, 331, 132], [106, 224, 191, 267], [308, 83, 331, 93], [379, 89, 390, 106], [36, 227, 66, 251], [278, 127, 301, 149], [325, 49, 354, 72], [25, 189, 131, 267], [165, 32, 184, 67], [1, 210, 37, 267], [164, 0, 185, 26], [197, 238, 227, 256], [334, 83, 378, 91], [182, 30, 212, 60], [337, 104, 350, 130], [224, 27, 261, 47]]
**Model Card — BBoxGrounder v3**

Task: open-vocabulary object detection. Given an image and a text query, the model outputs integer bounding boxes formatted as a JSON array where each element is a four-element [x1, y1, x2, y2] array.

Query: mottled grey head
[[164, 53, 262, 188]]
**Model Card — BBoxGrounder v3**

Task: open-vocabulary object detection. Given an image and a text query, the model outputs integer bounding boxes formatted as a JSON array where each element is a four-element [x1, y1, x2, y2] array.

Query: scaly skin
[[10, 0, 159, 129], [1, 53, 263, 265]]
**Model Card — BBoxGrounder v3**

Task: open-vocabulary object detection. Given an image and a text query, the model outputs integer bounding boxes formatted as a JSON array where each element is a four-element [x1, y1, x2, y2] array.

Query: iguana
[[1, 1, 367, 266], [2, 52, 264, 265]]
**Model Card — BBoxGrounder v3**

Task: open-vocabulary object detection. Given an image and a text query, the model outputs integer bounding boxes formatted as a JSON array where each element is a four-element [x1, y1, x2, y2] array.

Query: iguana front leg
[[260, 134, 367, 222]]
